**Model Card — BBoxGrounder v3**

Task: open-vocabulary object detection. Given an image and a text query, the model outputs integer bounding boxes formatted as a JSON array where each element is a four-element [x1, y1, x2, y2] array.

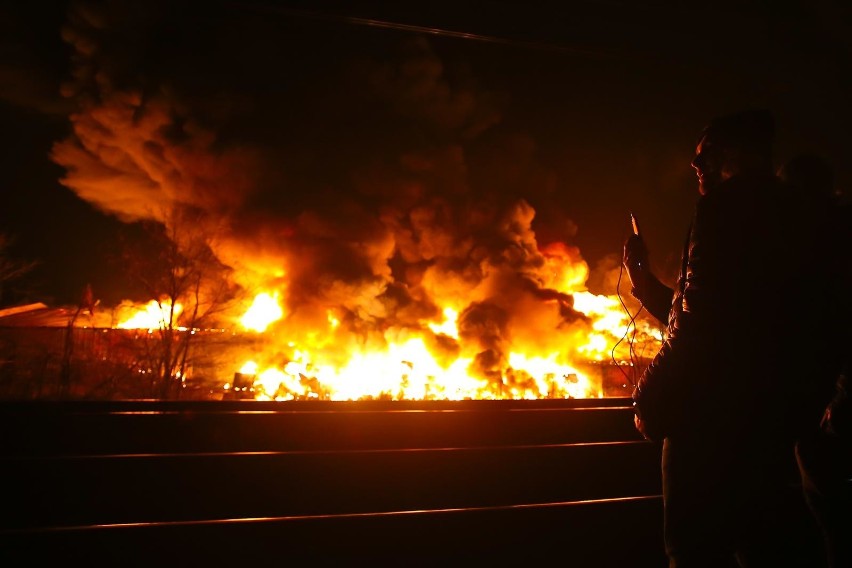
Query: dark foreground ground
[[0, 398, 667, 566]]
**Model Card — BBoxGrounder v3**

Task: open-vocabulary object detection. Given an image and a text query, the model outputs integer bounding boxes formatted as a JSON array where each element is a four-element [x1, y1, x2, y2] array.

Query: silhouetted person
[[779, 153, 852, 568], [623, 110, 840, 567]]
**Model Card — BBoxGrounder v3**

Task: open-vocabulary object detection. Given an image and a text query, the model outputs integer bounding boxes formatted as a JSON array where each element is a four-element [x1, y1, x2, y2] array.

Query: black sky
[[0, 0, 850, 307]]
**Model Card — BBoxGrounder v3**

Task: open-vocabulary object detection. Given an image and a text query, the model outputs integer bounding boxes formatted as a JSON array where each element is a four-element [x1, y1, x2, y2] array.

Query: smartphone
[[630, 212, 641, 237]]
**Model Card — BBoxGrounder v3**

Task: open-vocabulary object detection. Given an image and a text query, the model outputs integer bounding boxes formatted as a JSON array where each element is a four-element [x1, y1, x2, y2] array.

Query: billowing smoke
[[50, 1, 606, 388]]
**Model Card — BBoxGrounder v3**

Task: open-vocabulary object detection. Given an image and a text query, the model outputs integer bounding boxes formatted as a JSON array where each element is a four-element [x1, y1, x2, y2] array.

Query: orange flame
[[228, 248, 661, 401], [117, 299, 183, 330], [110, 224, 661, 400], [240, 292, 284, 332]]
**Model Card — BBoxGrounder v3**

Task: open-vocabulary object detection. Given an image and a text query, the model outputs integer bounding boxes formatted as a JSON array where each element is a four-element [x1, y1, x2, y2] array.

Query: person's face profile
[[691, 135, 724, 195]]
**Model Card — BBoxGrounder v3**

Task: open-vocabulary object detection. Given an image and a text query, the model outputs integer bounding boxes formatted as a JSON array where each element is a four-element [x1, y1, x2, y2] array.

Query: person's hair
[[699, 109, 775, 153], [699, 109, 775, 175]]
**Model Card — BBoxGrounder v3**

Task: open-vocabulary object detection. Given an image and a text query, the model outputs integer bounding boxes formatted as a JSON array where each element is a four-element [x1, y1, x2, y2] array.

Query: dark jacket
[[633, 173, 841, 444]]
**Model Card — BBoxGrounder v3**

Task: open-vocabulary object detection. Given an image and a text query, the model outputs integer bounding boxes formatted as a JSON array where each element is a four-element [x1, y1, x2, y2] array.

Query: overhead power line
[[224, 2, 624, 60]]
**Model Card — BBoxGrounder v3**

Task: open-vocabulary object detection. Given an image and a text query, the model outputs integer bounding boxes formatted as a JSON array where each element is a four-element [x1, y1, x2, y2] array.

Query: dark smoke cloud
[[0, 3, 72, 116]]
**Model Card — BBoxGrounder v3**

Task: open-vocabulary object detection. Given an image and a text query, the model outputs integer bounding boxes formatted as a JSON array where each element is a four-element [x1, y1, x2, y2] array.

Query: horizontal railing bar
[[3, 441, 662, 530], [1, 494, 664, 535], [0, 397, 635, 413], [2, 439, 653, 461], [0, 493, 666, 566], [2, 404, 643, 456]]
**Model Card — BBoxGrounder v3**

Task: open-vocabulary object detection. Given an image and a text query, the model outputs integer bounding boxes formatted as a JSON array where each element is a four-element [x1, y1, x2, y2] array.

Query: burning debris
[[105, 272, 661, 401]]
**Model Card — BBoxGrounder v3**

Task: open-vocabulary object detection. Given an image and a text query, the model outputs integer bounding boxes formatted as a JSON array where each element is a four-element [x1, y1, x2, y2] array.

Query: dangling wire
[[612, 237, 644, 388]]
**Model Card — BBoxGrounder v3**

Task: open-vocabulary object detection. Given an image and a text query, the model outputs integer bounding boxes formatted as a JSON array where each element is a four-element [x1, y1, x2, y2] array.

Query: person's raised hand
[[623, 234, 648, 285]]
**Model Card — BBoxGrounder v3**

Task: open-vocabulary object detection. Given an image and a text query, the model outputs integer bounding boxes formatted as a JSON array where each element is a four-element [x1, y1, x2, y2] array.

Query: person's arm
[[623, 235, 673, 323], [632, 195, 735, 441]]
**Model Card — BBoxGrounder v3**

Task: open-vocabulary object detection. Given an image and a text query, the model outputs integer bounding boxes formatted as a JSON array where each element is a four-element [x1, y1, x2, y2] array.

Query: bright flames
[[220, 248, 660, 401], [117, 299, 183, 330], [112, 227, 662, 401], [240, 292, 284, 332]]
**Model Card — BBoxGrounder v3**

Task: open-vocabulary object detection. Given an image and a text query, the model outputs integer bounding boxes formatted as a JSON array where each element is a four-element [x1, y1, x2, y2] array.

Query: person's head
[[691, 109, 775, 195]]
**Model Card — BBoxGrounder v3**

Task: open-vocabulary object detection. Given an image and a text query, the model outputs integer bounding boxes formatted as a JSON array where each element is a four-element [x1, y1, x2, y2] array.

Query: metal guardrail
[[0, 398, 665, 566], [0, 495, 666, 566]]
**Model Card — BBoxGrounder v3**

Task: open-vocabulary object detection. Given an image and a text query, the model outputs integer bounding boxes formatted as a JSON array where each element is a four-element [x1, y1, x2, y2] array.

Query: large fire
[[116, 244, 662, 401], [52, 6, 666, 401]]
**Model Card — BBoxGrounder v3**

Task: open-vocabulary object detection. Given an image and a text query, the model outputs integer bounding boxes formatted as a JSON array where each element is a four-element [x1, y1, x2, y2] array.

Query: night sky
[[1, 0, 850, 308]]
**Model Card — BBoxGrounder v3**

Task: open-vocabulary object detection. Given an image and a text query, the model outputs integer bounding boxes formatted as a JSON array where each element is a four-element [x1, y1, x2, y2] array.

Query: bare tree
[[121, 211, 237, 399]]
